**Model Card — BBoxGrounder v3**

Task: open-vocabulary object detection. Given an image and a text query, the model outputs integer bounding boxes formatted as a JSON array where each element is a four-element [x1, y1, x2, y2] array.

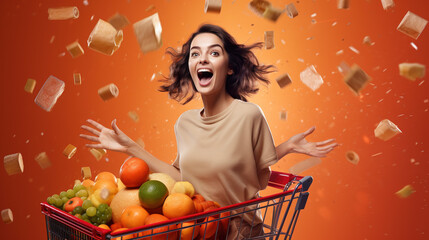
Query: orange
[[97, 224, 111, 230], [119, 157, 149, 188], [81, 179, 94, 189], [178, 221, 200, 240], [95, 171, 118, 185], [139, 214, 178, 240], [199, 217, 218, 239], [111, 228, 135, 240], [110, 222, 123, 232], [92, 180, 118, 196], [121, 205, 149, 229], [162, 193, 195, 219], [139, 180, 169, 209]]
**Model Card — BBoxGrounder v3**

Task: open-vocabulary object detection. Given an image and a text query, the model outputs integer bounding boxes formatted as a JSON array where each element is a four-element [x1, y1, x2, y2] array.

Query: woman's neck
[[201, 92, 235, 117]]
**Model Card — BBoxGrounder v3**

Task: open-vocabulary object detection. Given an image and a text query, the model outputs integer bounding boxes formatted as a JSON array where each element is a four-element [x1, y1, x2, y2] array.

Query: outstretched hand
[[286, 126, 338, 158], [79, 119, 135, 153]]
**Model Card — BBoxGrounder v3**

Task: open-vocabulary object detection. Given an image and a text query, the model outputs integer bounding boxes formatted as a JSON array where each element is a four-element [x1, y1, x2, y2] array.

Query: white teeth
[[198, 69, 212, 73]]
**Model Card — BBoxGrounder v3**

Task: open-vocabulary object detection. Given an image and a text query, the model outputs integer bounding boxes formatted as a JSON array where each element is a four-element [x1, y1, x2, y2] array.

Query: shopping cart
[[41, 171, 312, 240]]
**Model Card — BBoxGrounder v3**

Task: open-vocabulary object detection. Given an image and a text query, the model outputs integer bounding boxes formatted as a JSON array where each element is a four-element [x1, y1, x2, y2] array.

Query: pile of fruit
[[46, 157, 230, 239]]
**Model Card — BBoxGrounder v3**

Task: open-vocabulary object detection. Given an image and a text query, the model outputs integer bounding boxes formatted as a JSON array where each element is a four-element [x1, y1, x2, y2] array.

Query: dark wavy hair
[[159, 24, 275, 104]]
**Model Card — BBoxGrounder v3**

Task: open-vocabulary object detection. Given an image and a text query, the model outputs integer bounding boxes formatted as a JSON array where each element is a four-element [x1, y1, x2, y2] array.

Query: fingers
[[303, 126, 316, 137], [79, 134, 99, 142], [81, 125, 101, 136], [315, 138, 336, 147], [111, 119, 123, 135], [317, 143, 339, 151], [86, 119, 105, 131], [85, 143, 104, 149]]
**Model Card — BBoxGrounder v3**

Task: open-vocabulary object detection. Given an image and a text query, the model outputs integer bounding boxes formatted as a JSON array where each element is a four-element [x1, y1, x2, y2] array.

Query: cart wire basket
[[41, 171, 313, 240]]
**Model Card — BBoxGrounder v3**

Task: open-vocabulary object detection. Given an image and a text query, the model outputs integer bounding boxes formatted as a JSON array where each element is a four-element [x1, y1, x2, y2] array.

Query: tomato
[[64, 197, 83, 212], [119, 157, 149, 188]]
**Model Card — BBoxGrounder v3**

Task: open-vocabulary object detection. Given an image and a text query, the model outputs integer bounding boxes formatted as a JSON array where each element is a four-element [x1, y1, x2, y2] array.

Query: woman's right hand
[[80, 119, 135, 153]]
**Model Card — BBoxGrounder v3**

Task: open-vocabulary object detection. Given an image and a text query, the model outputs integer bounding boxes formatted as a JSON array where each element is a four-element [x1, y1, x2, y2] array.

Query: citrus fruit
[[139, 214, 178, 240], [162, 193, 195, 219], [110, 188, 141, 223], [199, 216, 217, 239], [148, 173, 176, 194], [95, 172, 118, 185], [111, 228, 135, 240], [120, 157, 149, 188], [120, 205, 149, 229], [97, 224, 111, 230], [139, 180, 169, 209], [171, 181, 195, 198], [178, 221, 200, 240]]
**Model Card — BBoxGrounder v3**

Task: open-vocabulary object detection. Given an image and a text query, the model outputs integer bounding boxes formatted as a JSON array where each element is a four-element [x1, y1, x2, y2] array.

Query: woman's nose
[[198, 53, 209, 63]]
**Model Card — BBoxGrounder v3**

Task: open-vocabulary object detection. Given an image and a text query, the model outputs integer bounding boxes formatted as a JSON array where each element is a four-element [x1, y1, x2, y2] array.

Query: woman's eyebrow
[[190, 44, 224, 52]]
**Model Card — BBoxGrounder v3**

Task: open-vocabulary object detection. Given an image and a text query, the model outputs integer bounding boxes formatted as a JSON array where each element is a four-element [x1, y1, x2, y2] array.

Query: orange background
[[1, 0, 428, 239]]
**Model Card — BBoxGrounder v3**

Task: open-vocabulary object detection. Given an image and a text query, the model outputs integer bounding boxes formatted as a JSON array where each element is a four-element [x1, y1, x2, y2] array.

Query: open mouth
[[197, 69, 213, 86]]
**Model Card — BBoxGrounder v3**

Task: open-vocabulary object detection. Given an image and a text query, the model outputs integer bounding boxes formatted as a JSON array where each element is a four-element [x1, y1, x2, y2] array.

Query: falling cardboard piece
[[108, 13, 130, 31], [276, 73, 292, 88], [66, 41, 84, 58], [381, 0, 395, 10], [63, 144, 77, 159], [3, 153, 24, 175], [397, 11, 428, 39], [338, 61, 351, 76], [263, 5, 282, 21], [48, 7, 79, 20], [345, 151, 359, 165], [35, 152, 51, 169], [205, 0, 222, 13], [399, 63, 425, 81], [98, 83, 119, 101], [81, 167, 92, 179], [88, 19, 123, 56], [279, 110, 287, 120], [374, 119, 401, 141], [286, 3, 298, 18], [395, 185, 415, 198], [264, 31, 274, 49], [24, 78, 36, 93], [128, 111, 139, 122], [34, 75, 65, 112], [289, 157, 322, 175], [248, 0, 271, 17], [133, 13, 163, 54], [300, 65, 323, 91], [73, 73, 81, 85], [344, 64, 371, 95], [89, 148, 106, 161], [362, 36, 373, 45], [337, 0, 349, 9], [1, 209, 13, 224]]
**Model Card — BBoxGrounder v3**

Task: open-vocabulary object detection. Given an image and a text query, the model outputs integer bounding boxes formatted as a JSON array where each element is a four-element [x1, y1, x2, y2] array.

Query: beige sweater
[[173, 99, 278, 223]]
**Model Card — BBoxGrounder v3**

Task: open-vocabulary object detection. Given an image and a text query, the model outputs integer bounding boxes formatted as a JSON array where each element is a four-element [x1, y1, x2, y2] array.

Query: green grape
[[82, 200, 93, 210], [76, 189, 88, 198], [98, 203, 108, 214], [84, 219, 92, 224], [81, 196, 87, 201], [73, 184, 86, 192], [52, 194, 60, 199], [74, 214, 82, 219], [61, 197, 69, 205], [86, 207, 97, 217], [66, 189, 75, 198], [59, 191, 67, 198], [47, 196, 55, 205], [54, 198, 63, 208], [72, 206, 85, 215], [105, 212, 112, 222], [106, 207, 112, 215], [81, 213, 89, 220], [94, 216, 102, 225]]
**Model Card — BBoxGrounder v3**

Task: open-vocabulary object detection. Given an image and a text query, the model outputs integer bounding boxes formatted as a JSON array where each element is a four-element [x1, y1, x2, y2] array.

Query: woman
[[80, 24, 337, 239]]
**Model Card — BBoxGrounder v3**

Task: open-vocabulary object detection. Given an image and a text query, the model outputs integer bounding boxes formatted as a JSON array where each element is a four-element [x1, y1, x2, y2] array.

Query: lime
[[139, 180, 168, 209]]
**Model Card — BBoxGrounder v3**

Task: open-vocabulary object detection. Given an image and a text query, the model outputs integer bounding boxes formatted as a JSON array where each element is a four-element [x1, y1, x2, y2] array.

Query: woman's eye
[[191, 52, 199, 57], [211, 51, 219, 56]]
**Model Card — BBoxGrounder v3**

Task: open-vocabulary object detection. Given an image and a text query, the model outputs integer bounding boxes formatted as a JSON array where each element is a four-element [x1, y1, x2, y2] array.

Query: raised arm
[[276, 126, 339, 160], [80, 119, 181, 181]]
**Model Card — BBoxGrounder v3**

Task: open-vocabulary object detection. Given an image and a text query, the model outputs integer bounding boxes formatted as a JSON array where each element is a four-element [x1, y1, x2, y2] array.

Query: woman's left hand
[[285, 126, 338, 158]]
